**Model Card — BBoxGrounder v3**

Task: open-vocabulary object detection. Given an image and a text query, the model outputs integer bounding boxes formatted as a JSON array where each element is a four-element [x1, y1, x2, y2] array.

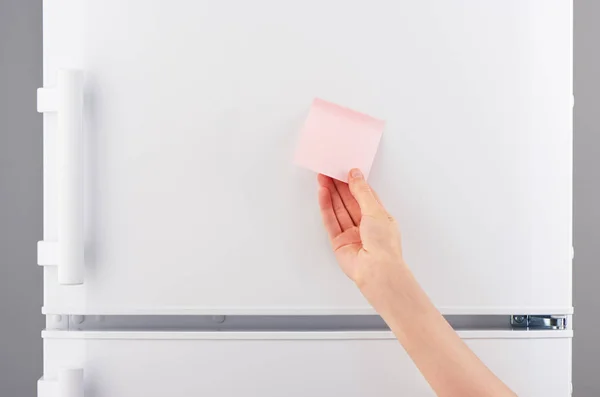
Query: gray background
[[0, 0, 596, 396]]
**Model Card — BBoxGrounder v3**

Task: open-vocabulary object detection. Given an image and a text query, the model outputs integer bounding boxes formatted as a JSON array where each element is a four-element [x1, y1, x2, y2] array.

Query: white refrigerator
[[36, 0, 573, 396]]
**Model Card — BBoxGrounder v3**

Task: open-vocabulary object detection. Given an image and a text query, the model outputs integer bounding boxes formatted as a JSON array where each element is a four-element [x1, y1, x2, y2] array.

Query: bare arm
[[317, 169, 516, 397]]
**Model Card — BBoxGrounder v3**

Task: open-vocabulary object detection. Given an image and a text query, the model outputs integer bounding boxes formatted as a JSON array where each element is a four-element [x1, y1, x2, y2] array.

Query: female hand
[[317, 168, 409, 314], [318, 169, 516, 397]]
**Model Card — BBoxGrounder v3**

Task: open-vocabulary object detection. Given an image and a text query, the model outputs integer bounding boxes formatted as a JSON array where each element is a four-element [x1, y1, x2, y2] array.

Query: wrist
[[358, 260, 418, 316]]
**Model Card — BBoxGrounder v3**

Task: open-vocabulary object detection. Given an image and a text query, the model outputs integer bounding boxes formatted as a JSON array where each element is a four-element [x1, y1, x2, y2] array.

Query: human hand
[[319, 170, 517, 397], [317, 169, 409, 311]]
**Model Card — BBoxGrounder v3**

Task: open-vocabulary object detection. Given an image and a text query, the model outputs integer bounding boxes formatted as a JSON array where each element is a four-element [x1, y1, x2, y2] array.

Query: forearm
[[366, 264, 516, 397]]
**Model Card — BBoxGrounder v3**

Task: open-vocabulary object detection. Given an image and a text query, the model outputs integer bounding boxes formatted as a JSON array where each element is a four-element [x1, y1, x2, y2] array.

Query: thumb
[[348, 169, 385, 218]]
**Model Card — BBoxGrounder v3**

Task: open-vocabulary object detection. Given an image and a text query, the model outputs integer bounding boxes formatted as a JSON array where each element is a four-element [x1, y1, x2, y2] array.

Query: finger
[[317, 173, 332, 188], [318, 187, 342, 240], [367, 186, 395, 222], [318, 174, 354, 230], [318, 187, 343, 240], [333, 179, 361, 225], [347, 168, 387, 218], [370, 186, 385, 207]]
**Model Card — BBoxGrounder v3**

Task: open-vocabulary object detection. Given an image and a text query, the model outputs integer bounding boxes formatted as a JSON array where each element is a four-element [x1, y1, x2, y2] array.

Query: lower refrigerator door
[[40, 330, 572, 397]]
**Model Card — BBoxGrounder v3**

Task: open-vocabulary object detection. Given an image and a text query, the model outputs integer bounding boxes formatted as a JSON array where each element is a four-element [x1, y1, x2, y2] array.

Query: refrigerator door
[[40, 331, 572, 397], [40, 0, 572, 315]]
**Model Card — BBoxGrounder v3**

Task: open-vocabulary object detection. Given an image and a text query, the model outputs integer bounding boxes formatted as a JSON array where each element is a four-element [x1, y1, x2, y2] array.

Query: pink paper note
[[294, 98, 385, 182]]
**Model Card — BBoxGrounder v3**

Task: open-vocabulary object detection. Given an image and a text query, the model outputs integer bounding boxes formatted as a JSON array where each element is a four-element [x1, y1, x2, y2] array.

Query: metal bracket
[[46, 314, 69, 331], [510, 315, 567, 330]]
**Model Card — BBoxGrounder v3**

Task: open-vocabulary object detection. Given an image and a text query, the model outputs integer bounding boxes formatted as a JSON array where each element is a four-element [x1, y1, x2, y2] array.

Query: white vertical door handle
[[37, 69, 85, 285], [57, 70, 85, 285], [58, 368, 84, 397]]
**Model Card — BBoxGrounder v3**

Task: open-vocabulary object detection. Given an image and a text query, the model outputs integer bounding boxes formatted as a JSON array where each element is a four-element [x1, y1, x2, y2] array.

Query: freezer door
[[41, 0, 572, 315], [40, 331, 572, 397]]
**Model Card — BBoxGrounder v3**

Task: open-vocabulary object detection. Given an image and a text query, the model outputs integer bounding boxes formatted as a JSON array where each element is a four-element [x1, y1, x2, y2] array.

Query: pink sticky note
[[294, 98, 385, 182]]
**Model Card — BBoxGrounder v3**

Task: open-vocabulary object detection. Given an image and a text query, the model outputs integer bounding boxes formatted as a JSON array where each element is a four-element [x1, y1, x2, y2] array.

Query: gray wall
[[0, 0, 44, 396], [0, 0, 597, 396], [573, 1, 600, 395]]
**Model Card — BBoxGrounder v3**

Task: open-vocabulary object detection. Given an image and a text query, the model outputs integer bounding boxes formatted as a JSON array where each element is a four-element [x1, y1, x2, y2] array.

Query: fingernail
[[350, 169, 363, 179]]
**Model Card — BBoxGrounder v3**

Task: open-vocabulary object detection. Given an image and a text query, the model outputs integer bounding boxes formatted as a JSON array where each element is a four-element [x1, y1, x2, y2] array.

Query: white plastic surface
[[38, 368, 84, 397], [37, 88, 58, 113], [38, 241, 58, 266], [42, 331, 572, 397], [58, 369, 84, 397], [42, 0, 573, 314]]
